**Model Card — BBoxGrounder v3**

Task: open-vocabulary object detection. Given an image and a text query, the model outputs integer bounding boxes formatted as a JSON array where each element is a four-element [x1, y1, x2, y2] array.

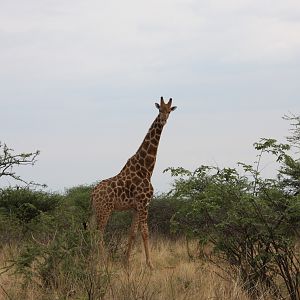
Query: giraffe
[[92, 97, 177, 269]]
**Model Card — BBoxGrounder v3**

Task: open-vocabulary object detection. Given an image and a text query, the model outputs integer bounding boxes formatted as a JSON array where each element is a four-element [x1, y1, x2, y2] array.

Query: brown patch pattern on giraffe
[[92, 97, 177, 269]]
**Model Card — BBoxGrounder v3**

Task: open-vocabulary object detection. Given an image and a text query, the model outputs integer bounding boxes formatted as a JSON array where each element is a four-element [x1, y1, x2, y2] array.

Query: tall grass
[[0, 236, 274, 300]]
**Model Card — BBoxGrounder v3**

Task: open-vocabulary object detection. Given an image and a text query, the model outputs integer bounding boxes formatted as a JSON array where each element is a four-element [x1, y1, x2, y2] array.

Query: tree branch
[[0, 142, 45, 187]]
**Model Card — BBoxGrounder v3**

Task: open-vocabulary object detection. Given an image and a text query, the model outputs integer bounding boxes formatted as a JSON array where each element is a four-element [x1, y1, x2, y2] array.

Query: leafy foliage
[[14, 225, 110, 299], [166, 139, 300, 299], [0, 188, 61, 248], [0, 187, 61, 224], [284, 114, 300, 149]]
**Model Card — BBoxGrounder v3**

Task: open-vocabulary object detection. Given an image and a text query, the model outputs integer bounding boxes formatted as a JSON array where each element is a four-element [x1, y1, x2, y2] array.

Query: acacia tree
[[284, 114, 300, 150], [166, 116, 300, 299], [0, 142, 42, 186], [281, 114, 300, 195]]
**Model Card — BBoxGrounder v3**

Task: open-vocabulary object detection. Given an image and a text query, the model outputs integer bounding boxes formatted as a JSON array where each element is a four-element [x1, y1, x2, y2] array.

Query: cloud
[[2, 0, 299, 80], [0, 0, 299, 191]]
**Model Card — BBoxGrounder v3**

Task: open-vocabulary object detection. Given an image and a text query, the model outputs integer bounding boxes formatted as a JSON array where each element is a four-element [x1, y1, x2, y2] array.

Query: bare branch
[[0, 141, 45, 187]]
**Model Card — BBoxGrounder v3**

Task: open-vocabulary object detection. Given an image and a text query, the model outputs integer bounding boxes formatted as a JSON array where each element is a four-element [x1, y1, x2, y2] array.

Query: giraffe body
[[92, 97, 176, 268]]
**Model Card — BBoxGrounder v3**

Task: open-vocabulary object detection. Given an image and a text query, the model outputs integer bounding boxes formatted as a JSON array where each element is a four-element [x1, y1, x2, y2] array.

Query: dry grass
[[0, 237, 273, 300]]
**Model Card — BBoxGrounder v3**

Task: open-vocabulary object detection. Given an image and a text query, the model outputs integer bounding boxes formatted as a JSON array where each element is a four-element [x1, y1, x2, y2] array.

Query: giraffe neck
[[121, 114, 165, 178]]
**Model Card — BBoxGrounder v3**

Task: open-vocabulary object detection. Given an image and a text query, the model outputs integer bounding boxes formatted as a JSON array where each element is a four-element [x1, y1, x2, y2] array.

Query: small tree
[[280, 115, 300, 195], [284, 114, 300, 150], [166, 137, 300, 299], [0, 142, 42, 186]]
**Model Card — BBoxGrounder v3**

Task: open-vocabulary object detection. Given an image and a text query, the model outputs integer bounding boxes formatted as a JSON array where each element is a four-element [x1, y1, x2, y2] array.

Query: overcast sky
[[1, 0, 299, 193]]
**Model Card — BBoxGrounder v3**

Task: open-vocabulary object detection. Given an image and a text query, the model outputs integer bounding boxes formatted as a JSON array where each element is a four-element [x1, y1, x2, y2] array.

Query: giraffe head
[[155, 97, 177, 125]]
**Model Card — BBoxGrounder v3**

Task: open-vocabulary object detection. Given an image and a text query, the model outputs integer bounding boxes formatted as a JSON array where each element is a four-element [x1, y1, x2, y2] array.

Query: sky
[[1, 0, 300, 193]]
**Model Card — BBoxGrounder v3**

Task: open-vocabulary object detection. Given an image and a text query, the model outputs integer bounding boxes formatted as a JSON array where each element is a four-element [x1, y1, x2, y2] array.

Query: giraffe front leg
[[126, 211, 139, 266], [138, 209, 154, 270], [140, 221, 153, 270]]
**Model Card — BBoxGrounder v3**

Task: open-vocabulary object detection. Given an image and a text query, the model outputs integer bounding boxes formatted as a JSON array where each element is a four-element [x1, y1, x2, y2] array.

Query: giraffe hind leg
[[95, 210, 111, 255]]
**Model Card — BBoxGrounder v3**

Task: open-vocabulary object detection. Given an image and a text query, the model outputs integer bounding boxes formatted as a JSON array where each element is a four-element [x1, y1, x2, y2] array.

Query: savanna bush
[[12, 223, 111, 299], [0, 187, 62, 245], [166, 138, 300, 300], [148, 193, 181, 237], [0, 187, 61, 221]]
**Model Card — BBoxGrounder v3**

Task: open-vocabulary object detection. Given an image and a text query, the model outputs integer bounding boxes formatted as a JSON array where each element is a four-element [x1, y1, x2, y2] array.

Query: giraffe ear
[[155, 103, 160, 110], [171, 106, 177, 111]]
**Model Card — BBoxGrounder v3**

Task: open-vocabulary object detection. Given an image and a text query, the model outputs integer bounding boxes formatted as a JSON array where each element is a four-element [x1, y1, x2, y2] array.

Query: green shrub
[[0, 187, 61, 224], [166, 139, 300, 299], [0, 187, 62, 245], [148, 194, 181, 236], [12, 223, 111, 299], [64, 185, 93, 221]]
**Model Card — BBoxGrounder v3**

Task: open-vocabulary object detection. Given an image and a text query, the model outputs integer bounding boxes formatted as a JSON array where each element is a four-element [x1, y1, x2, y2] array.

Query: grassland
[[0, 236, 274, 300]]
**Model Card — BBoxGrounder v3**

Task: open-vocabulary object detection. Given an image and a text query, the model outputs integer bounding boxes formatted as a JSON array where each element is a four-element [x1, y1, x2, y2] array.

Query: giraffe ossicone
[[92, 97, 176, 269]]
